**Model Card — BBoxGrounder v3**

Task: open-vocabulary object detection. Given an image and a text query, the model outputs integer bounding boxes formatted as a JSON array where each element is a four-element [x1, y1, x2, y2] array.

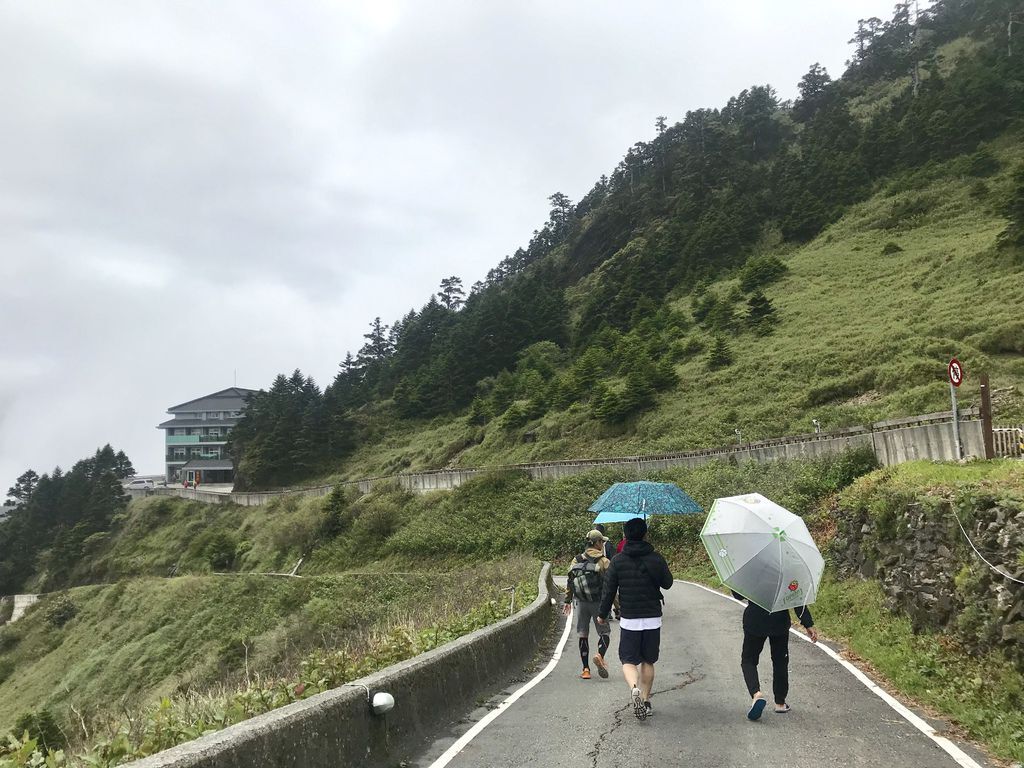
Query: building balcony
[[166, 434, 228, 444]]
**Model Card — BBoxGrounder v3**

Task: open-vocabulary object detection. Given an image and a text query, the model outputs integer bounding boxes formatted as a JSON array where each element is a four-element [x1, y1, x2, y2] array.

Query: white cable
[[952, 510, 1024, 585]]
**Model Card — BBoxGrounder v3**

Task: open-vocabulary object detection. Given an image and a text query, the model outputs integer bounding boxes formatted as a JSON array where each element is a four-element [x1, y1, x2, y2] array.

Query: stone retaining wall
[[124, 563, 557, 768], [832, 484, 1024, 669]]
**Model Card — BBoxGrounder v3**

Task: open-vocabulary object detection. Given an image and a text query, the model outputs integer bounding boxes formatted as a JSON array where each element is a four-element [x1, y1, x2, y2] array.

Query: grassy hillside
[[318, 134, 1024, 483], [0, 558, 537, 753], [40, 450, 876, 588]]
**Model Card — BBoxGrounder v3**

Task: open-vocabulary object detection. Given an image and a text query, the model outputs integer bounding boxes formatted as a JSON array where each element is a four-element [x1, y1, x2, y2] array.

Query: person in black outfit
[[731, 591, 819, 720], [597, 517, 673, 720], [593, 524, 620, 619]]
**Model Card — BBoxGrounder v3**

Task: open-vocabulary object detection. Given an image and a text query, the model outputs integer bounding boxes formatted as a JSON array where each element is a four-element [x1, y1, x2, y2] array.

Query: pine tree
[[438, 277, 465, 310], [113, 450, 135, 479], [998, 165, 1024, 249], [746, 291, 778, 334], [707, 336, 734, 369], [6, 469, 39, 504], [466, 396, 492, 425]]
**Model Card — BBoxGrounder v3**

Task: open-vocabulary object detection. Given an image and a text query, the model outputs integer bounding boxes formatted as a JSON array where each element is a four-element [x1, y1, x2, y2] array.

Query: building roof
[[181, 459, 235, 471], [157, 417, 241, 429], [167, 387, 258, 414]]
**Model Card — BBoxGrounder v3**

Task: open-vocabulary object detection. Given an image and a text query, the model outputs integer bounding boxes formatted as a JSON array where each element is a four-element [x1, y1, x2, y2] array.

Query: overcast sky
[[0, 0, 898, 485]]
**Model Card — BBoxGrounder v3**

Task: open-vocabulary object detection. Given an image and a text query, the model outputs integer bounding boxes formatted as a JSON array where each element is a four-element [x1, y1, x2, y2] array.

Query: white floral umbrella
[[700, 493, 824, 612]]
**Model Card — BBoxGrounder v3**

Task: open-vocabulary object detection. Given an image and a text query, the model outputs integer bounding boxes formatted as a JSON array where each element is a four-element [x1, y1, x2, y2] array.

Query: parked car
[[124, 478, 156, 491]]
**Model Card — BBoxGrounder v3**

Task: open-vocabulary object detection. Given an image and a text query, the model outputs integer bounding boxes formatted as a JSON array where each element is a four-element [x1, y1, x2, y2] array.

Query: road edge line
[[681, 580, 983, 768], [426, 603, 575, 768]]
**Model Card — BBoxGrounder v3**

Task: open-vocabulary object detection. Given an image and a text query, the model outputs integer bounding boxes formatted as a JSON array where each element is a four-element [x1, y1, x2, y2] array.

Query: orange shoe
[[592, 654, 609, 679], [580, 668, 591, 679]]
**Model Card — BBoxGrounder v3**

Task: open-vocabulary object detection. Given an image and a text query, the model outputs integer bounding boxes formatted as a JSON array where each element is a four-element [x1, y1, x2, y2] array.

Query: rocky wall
[[832, 477, 1024, 669]]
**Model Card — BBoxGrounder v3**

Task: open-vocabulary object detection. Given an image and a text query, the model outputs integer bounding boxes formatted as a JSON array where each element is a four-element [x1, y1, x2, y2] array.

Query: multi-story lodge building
[[157, 387, 257, 485]]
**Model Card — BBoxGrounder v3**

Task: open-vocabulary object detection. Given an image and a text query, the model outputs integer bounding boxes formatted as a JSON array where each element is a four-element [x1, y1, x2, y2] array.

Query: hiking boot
[[580, 668, 591, 679], [631, 687, 647, 720], [592, 654, 609, 679], [644, 700, 653, 717]]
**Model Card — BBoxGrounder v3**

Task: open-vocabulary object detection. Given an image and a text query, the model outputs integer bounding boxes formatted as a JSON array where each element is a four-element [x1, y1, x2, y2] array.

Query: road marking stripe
[[426, 603, 575, 768], [682, 581, 984, 768]]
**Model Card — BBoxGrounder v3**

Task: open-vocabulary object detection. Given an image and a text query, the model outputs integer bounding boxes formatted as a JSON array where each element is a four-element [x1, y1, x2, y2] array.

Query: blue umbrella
[[589, 481, 702, 524]]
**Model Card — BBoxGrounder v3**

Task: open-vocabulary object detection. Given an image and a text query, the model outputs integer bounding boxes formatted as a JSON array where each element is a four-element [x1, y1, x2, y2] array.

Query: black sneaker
[[644, 701, 653, 717]]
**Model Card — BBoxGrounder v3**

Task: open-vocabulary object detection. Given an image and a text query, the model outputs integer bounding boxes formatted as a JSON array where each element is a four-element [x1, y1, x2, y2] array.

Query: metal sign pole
[[950, 382, 962, 460]]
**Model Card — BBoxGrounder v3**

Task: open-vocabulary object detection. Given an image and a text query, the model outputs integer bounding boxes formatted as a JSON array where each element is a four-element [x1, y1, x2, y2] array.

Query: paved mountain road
[[415, 581, 991, 768]]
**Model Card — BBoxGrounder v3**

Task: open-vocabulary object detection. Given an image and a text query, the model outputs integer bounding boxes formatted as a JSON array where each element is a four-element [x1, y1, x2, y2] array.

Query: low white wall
[[150, 410, 984, 505]]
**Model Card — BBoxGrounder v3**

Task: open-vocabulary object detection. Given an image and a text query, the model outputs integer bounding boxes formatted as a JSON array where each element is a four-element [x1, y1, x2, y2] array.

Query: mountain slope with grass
[[325, 144, 1024, 482], [219, 1, 1024, 491]]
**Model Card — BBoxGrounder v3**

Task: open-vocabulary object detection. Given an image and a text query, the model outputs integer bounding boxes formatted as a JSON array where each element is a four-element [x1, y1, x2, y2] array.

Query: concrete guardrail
[[124, 562, 557, 768]]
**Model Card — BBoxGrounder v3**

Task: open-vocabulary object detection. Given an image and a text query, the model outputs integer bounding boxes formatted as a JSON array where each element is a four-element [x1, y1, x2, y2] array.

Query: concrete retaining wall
[[149, 409, 984, 506], [9, 594, 39, 623], [124, 563, 557, 768]]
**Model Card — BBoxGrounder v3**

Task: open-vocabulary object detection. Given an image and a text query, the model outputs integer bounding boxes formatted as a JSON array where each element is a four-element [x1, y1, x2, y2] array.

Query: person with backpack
[[597, 517, 673, 720], [562, 529, 612, 680]]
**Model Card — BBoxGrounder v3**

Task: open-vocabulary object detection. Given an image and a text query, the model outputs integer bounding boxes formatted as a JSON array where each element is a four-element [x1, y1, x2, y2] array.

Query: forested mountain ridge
[[229, 0, 1024, 490]]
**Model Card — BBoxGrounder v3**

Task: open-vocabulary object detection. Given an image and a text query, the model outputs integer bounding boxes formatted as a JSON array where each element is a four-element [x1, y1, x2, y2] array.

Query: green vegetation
[[205, 0, 1024, 491], [1, 446, 134, 595], [813, 577, 1024, 763], [4, 2, 1024, 765], [0, 558, 537, 766]]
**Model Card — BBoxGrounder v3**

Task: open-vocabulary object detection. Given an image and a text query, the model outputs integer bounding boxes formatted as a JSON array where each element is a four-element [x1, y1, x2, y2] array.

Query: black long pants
[[741, 632, 789, 704]]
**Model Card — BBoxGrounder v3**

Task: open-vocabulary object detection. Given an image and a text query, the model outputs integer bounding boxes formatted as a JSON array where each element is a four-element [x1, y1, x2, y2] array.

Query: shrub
[[877, 193, 935, 229], [738, 254, 788, 292], [966, 145, 1000, 177], [498, 403, 529, 431], [13, 709, 65, 752], [203, 531, 238, 571], [804, 370, 876, 407], [43, 595, 77, 628], [880, 241, 903, 255], [0, 597, 12, 624]]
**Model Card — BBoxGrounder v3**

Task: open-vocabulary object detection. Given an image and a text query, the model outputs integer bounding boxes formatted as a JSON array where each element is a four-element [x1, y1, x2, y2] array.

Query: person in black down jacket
[[731, 591, 819, 720], [597, 517, 673, 720]]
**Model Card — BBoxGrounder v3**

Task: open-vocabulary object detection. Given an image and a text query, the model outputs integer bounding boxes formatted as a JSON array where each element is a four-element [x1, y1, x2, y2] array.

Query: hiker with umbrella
[[701, 493, 823, 720], [590, 481, 701, 720]]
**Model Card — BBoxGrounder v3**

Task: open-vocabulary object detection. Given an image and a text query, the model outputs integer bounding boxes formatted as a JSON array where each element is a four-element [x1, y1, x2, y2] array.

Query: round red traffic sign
[[948, 358, 964, 388]]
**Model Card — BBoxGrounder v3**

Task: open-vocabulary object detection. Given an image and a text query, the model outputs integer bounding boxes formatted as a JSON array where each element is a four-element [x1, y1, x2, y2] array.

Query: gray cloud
[[0, 0, 895, 485]]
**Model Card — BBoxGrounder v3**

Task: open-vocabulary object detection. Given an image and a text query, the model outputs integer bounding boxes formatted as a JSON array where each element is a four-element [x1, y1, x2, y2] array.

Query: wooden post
[[979, 373, 995, 459]]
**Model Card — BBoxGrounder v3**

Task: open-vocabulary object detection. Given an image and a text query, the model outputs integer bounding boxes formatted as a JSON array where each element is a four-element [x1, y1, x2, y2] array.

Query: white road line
[[426, 604, 575, 768], [682, 581, 984, 768]]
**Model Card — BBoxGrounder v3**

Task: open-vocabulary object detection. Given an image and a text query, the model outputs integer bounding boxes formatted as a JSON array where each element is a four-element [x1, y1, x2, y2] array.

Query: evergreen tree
[[746, 290, 778, 334], [6, 469, 39, 504], [113, 450, 135, 479], [498, 402, 529, 430], [438, 276, 465, 310], [793, 63, 832, 122], [998, 165, 1024, 249], [707, 336, 735, 369], [466, 396, 492, 426]]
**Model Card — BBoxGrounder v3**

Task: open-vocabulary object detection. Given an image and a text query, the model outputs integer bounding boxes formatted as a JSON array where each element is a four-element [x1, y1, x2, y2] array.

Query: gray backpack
[[569, 555, 603, 602]]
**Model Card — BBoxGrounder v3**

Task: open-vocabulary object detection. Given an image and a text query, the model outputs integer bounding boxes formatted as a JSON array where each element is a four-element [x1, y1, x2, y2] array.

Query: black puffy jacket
[[598, 539, 673, 620]]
